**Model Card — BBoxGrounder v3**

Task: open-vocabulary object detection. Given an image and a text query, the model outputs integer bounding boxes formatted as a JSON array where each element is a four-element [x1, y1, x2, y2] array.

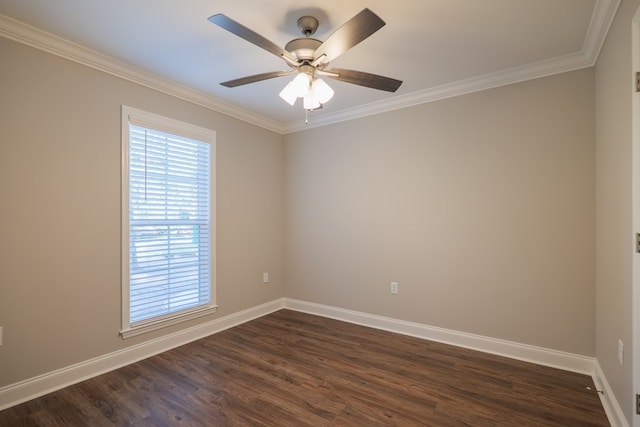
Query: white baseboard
[[0, 296, 625, 427], [593, 360, 631, 427], [0, 299, 285, 411], [283, 298, 596, 374]]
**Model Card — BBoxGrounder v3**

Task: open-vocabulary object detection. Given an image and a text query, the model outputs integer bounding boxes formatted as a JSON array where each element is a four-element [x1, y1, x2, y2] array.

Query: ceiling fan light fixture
[[279, 74, 334, 110]]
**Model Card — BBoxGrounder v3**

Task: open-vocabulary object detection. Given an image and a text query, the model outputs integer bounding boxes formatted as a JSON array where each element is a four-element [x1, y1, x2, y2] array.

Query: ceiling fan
[[208, 8, 402, 112]]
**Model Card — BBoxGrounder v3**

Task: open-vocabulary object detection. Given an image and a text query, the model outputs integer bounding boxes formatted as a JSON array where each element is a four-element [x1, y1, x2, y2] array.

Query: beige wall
[[2, 10, 631, 418], [0, 37, 285, 387], [595, 0, 639, 423], [284, 68, 596, 355]]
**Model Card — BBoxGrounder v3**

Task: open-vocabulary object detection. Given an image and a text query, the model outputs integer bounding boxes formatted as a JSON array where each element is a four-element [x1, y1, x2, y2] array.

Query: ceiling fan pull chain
[[305, 109, 309, 125]]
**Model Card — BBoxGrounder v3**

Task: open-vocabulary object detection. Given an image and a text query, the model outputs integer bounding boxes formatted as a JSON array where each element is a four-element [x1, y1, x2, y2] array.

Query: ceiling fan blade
[[326, 68, 402, 92], [221, 71, 294, 88], [209, 14, 297, 63], [313, 8, 386, 64]]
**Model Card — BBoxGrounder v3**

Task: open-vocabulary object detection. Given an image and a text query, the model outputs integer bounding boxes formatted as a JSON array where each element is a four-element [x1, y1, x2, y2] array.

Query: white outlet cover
[[390, 281, 398, 294], [618, 339, 624, 365]]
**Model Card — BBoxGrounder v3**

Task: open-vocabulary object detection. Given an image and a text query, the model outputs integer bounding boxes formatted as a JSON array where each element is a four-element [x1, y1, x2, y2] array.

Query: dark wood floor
[[0, 309, 609, 426]]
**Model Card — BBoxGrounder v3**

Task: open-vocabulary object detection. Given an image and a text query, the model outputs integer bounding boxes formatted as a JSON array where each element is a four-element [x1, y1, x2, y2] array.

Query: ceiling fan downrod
[[297, 16, 319, 37]]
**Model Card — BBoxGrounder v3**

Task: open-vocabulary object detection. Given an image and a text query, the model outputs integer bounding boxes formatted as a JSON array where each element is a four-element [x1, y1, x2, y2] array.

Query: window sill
[[120, 305, 218, 339]]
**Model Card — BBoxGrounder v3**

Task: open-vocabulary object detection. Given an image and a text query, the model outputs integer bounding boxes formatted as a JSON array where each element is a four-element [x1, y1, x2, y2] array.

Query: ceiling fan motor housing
[[285, 38, 322, 62]]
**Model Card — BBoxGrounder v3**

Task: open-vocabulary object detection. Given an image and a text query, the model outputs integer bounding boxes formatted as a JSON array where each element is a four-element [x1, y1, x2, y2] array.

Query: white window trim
[[120, 105, 217, 339]]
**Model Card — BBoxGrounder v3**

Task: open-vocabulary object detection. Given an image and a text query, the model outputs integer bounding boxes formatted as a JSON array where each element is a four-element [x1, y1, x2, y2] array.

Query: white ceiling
[[0, 0, 619, 133]]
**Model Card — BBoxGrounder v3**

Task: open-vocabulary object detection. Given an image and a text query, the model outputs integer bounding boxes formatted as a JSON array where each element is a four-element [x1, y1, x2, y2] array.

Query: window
[[121, 106, 216, 339]]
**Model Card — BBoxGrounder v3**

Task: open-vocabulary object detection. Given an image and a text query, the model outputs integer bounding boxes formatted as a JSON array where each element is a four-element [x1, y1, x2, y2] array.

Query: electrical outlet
[[263, 272, 269, 284], [618, 339, 624, 366], [390, 281, 398, 295]]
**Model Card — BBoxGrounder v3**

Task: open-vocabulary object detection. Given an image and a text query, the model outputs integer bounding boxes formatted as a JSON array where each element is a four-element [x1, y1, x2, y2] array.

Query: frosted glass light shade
[[303, 91, 320, 110], [312, 78, 334, 104], [279, 81, 297, 106], [291, 73, 311, 97]]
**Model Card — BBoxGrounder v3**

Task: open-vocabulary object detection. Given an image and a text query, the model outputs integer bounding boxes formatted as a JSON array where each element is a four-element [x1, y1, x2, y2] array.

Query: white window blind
[[121, 106, 216, 338]]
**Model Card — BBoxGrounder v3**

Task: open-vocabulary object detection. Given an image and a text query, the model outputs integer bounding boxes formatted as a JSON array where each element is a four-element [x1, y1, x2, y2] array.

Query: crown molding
[[0, 0, 620, 136], [0, 14, 287, 134], [283, 51, 593, 133], [283, 0, 621, 133], [583, 0, 621, 63]]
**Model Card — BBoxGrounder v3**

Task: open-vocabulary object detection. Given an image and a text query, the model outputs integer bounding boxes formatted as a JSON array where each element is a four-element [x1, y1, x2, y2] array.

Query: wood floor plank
[[0, 309, 609, 426]]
